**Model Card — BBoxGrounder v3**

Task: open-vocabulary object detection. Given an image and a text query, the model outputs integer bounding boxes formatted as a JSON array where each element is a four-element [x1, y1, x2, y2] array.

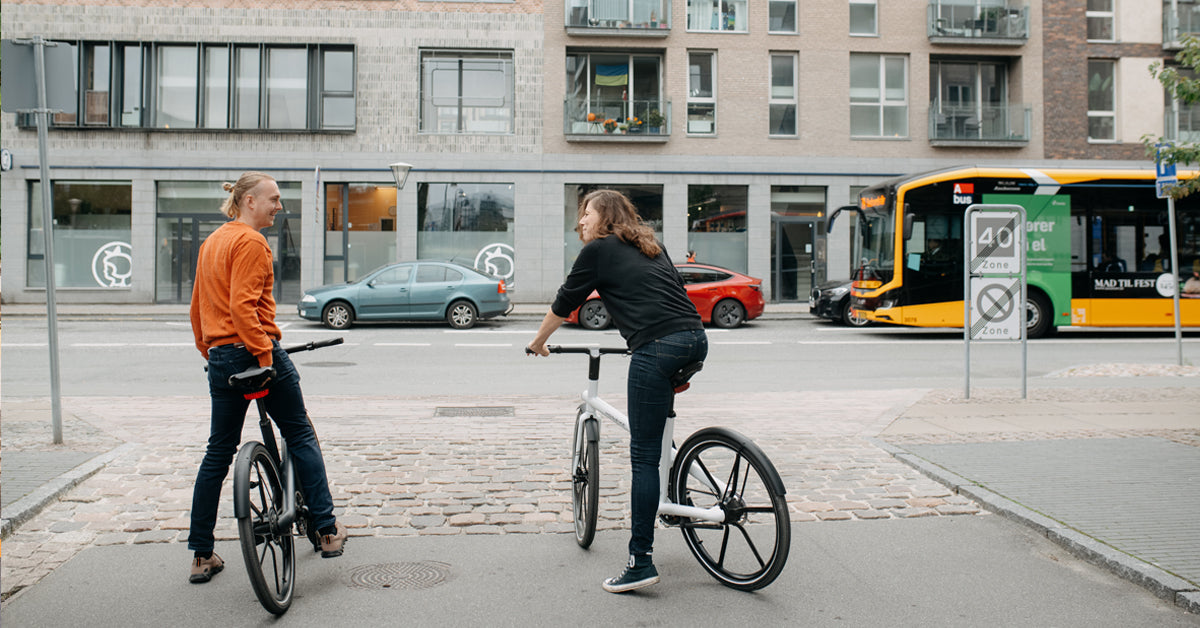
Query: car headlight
[[300, 294, 317, 304], [830, 286, 849, 297]]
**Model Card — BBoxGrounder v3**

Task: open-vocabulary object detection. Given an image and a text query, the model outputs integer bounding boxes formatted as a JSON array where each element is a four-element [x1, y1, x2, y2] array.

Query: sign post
[[964, 204, 1028, 399], [1156, 144, 1184, 366]]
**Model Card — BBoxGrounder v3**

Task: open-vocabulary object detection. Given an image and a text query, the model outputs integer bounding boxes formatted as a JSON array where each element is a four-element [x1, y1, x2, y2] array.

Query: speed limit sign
[[969, 211, 1022, 274]]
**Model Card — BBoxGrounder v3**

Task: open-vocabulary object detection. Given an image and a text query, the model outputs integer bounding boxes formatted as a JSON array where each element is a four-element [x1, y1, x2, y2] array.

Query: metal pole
[[1167, 195, 1183, 366], [33, 35, 65, 444], [963, 206, 972, 400]]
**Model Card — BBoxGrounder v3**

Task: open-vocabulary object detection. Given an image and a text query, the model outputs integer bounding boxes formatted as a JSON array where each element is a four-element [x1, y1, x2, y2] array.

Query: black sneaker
[[602, 556, 660, 593]]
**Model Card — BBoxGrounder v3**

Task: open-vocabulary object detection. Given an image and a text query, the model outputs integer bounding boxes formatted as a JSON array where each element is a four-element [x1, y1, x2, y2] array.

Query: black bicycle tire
[[670, 427, 790, 591], [573, 416, 600, 548], [234, 442, 295, 615]]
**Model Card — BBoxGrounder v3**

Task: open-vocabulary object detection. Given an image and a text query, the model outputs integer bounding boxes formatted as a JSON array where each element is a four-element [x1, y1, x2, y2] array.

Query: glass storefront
[[770, 185, 825, 301], [687, 185, 748, 272], [563, 184, 663, 270], [155, 180, 302, 303], [28, 181, 133, 289], [324, 182, 398, 284], [417, 182, 515, 286]]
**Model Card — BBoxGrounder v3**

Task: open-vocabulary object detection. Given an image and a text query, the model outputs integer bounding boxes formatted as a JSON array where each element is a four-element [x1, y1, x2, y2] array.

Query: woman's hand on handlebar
[[525, 342, 549, 357]]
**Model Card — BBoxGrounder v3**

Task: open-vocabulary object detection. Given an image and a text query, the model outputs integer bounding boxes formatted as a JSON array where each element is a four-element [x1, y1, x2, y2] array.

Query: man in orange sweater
[[187, 172, 346, 584]]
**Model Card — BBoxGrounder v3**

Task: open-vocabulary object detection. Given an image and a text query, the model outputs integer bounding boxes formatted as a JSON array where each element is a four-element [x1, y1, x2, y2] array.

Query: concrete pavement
[[2, 381, 1199, 621]]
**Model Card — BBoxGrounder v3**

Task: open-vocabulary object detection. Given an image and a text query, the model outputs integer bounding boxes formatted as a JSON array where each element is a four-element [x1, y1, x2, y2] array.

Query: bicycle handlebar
[[541, 345, 629, 355], [283, 337, 344, 354]]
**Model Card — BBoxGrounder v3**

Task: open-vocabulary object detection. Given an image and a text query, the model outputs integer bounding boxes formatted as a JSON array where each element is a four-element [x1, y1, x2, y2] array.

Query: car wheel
[[711, 299, 745, 329], [321, 302, 354, 330], [579, 300, 610, 330], [446, 300, 478, 330], [841, 300, 870, 327]]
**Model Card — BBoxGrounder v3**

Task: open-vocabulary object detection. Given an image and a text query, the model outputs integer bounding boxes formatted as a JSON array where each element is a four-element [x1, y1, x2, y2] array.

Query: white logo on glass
[[92, 241, 133, 288], [474, 243, 515, 286]]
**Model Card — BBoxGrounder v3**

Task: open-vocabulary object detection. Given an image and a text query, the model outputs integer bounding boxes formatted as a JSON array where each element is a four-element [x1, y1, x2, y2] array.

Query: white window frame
[[768, 0, 798, 34], [1086, 0, 1115, 43], [687, 51, 717, 135], [849, 0, 878, 37], [686, 0, 749, 33], [850, 53, 909, 138], [1088, 59, 1116, 142], [768, 52, 798, 137]]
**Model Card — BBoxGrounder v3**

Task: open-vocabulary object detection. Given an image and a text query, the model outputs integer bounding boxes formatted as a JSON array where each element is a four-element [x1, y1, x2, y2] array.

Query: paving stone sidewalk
[[1, 389, 973, 601]]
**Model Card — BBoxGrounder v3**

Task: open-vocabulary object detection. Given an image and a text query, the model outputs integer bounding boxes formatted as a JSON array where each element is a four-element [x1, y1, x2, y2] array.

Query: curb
[[1, 443, 138, 540], [869, 438, 1200, 615]]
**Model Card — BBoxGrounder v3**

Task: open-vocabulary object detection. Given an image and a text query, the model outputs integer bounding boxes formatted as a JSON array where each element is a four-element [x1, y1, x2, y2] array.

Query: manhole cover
[[348, 561, 452, 590], [434, 406, 515, 417], [301, 361, 355, 368]]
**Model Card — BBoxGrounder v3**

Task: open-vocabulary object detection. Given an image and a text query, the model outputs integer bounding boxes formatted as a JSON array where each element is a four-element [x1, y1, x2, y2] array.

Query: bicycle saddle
[[229, 365, 276, 391], [670, 361, 704, 393]]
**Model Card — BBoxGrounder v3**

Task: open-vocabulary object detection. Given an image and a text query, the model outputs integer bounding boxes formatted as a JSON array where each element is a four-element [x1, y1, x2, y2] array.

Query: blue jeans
[[188, 341, 336, 553], [626, 329, 708, 558]]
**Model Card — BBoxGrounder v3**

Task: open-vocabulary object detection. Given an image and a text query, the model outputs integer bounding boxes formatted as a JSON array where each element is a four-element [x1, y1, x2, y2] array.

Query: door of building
[[771, 217, 817, 302], [155, 212, 300, 304]]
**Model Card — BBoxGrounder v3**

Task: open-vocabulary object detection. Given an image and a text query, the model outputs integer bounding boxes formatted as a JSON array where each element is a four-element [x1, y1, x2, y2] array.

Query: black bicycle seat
[[670, 361, 704, 393], [229, 365, 276, 391]]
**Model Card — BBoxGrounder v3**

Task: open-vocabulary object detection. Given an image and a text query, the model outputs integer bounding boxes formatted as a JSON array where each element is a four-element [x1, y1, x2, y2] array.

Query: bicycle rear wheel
[[572, 413, 600, 548], [670, 427, 790, 591], [234, 442, 296, 615]]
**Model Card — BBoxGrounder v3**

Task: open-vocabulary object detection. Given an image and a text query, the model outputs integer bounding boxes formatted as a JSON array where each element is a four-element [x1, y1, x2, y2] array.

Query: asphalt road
[[3, 315, 1197, 397]]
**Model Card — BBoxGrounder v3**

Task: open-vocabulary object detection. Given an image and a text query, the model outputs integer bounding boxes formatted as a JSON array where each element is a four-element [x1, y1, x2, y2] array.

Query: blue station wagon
[[298, 261, 511, 330]]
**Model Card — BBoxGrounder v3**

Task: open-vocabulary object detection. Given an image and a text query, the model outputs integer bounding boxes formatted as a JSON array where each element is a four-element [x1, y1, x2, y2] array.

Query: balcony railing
[[927, 2, 1028, 44], [566, 0, 671, 35], [564, 98, 670, 140], [1164, 1, 1200, 48], [928, 103, 1030, 145]]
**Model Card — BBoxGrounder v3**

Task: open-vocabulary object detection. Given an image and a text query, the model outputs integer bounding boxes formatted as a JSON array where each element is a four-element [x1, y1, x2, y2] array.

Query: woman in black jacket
[[528, 189, 708, 593]]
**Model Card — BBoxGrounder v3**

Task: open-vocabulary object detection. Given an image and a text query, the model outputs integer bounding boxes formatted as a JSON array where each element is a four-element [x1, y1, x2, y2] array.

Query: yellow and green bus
[[846, 166, 1200, 337]]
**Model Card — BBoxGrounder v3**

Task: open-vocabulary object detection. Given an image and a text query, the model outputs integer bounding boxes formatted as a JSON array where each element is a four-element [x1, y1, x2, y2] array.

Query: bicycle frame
[[568, 347, 726, 524]]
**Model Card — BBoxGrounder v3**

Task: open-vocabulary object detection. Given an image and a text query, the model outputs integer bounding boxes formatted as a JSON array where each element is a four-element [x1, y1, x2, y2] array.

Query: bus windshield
[[858, 208, 895, 282]]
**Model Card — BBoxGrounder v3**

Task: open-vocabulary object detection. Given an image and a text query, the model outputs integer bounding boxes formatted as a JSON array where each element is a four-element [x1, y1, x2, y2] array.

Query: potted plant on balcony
[[626, 116, 643, 133], [645, 109, 665, 134], [603, 118, 618, 133]]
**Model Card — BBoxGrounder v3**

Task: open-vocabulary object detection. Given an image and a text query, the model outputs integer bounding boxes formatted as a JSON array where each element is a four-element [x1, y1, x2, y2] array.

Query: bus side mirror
[[903, 212, 915, 241], [826, 205, 862, 235]]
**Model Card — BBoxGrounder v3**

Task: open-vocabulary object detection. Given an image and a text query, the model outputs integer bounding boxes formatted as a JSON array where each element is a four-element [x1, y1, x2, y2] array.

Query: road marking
[[375, 342, 432, 347], [713, 341, 772, 345], [454, 343, 513, 347], [284, 328, 346, 334], [444, 329, 534, 334]]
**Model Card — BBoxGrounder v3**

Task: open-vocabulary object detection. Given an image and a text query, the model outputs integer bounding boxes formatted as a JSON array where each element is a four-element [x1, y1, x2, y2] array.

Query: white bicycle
[[543, 345, 790, 591]]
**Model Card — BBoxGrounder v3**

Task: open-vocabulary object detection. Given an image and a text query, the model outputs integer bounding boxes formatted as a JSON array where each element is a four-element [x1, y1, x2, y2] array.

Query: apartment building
[[0, 0, 1178, 307]]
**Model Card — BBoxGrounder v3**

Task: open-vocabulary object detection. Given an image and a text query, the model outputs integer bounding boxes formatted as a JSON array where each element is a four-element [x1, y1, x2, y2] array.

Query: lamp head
[[389, 162, 413, 189]]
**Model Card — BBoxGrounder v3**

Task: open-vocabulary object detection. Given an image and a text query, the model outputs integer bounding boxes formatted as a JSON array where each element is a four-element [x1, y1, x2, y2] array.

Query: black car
[[809, 279, 869, 327]]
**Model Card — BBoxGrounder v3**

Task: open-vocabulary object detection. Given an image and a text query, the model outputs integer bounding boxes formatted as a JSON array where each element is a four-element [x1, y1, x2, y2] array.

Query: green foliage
[[1147, 35, 1200, 198]]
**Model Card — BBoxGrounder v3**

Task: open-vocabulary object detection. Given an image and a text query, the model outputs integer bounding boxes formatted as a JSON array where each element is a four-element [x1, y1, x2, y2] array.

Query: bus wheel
[[1025, 292, 1053, 339]]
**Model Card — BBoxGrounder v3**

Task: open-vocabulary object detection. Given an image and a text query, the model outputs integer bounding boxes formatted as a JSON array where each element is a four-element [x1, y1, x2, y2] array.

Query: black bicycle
[[229, 337, 343, 615]]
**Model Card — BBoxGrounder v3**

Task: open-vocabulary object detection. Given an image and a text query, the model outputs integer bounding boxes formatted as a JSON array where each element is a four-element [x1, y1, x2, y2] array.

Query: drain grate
[[434, 406, 515, 417], [348, 561, 452, 591]]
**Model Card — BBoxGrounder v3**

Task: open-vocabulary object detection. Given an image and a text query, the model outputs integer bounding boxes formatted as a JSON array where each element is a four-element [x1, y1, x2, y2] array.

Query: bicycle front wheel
[[234, 442, 296, 615], [572, 414, 600, 548], [670, 427, 790, 591]]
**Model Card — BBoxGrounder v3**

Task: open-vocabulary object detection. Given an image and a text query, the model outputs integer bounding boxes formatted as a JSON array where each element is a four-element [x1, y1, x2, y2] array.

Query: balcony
[[1164, 1, 1200, 49], [929, 103, 1031, 146], [566, 0, 671, 36], [927, 2, 1028, 45], [564, 99, 671, 142]]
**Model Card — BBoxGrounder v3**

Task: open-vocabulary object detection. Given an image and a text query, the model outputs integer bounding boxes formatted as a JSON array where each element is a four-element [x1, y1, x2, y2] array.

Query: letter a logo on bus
[[953, 182, 974, 205]]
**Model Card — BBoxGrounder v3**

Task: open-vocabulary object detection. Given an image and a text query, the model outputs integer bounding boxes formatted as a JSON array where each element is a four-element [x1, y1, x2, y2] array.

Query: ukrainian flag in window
[[595, 64, 629, 86]]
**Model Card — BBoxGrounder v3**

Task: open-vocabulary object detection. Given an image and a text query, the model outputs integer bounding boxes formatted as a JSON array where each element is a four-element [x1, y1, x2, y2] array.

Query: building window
[[850, 53, 908, 138], [417, 183, 516, 285], [769, 0, 797, 33], [688, 185, 748, 273], [25, 41, 355, 132], [849, 0, 877, 36], [769, 53, 798, 136], [27, 181, 133, 289], [420, 50, 514, 134], [1086, 0, 1115, 42], [564, 185, 662, 270], [930, 60, 1007, 140], [687, 51, 716, 135], [566, 52, 663, 131], [324, 183, 398, 284], [1088, 59, 1116, 141], [686, 0, 748, 32]]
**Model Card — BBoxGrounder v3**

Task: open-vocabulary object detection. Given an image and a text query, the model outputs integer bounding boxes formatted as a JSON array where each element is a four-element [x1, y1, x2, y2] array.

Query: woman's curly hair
[[577, 189, 662, 258]]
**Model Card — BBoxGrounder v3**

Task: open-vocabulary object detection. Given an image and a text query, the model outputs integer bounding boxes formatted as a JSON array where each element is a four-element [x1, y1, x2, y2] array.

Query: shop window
[[564, 184, 663, 269], [325, 183, 398, 283], [417, 183, 516, 286], [27, 181, 132, 289], [687, 185, 748, 273]]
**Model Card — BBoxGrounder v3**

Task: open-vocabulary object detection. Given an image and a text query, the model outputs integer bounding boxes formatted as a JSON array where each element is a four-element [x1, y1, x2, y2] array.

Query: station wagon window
[[374, 265, 413, 285]]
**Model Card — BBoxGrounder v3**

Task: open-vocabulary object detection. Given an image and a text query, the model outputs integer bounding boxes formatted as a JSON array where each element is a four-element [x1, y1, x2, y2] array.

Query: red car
[[565, 263, 765, 330]]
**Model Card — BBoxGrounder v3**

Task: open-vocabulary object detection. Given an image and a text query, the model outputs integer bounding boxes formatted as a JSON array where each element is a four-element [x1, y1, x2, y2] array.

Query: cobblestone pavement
[[2, 388, 981, 600]]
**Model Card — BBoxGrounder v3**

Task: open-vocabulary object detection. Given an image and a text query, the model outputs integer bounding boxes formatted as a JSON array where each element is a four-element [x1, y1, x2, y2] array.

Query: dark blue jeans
[[188, 341, 336, 553], [626, 329, 708, 559]]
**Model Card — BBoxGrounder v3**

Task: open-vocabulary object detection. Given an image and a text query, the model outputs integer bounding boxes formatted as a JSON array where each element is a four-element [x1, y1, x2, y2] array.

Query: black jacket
[[552, 235, 702, 350]]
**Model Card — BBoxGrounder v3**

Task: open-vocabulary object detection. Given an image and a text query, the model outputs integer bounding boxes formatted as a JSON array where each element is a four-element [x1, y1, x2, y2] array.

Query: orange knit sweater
[[189, 221, 281, 367]]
